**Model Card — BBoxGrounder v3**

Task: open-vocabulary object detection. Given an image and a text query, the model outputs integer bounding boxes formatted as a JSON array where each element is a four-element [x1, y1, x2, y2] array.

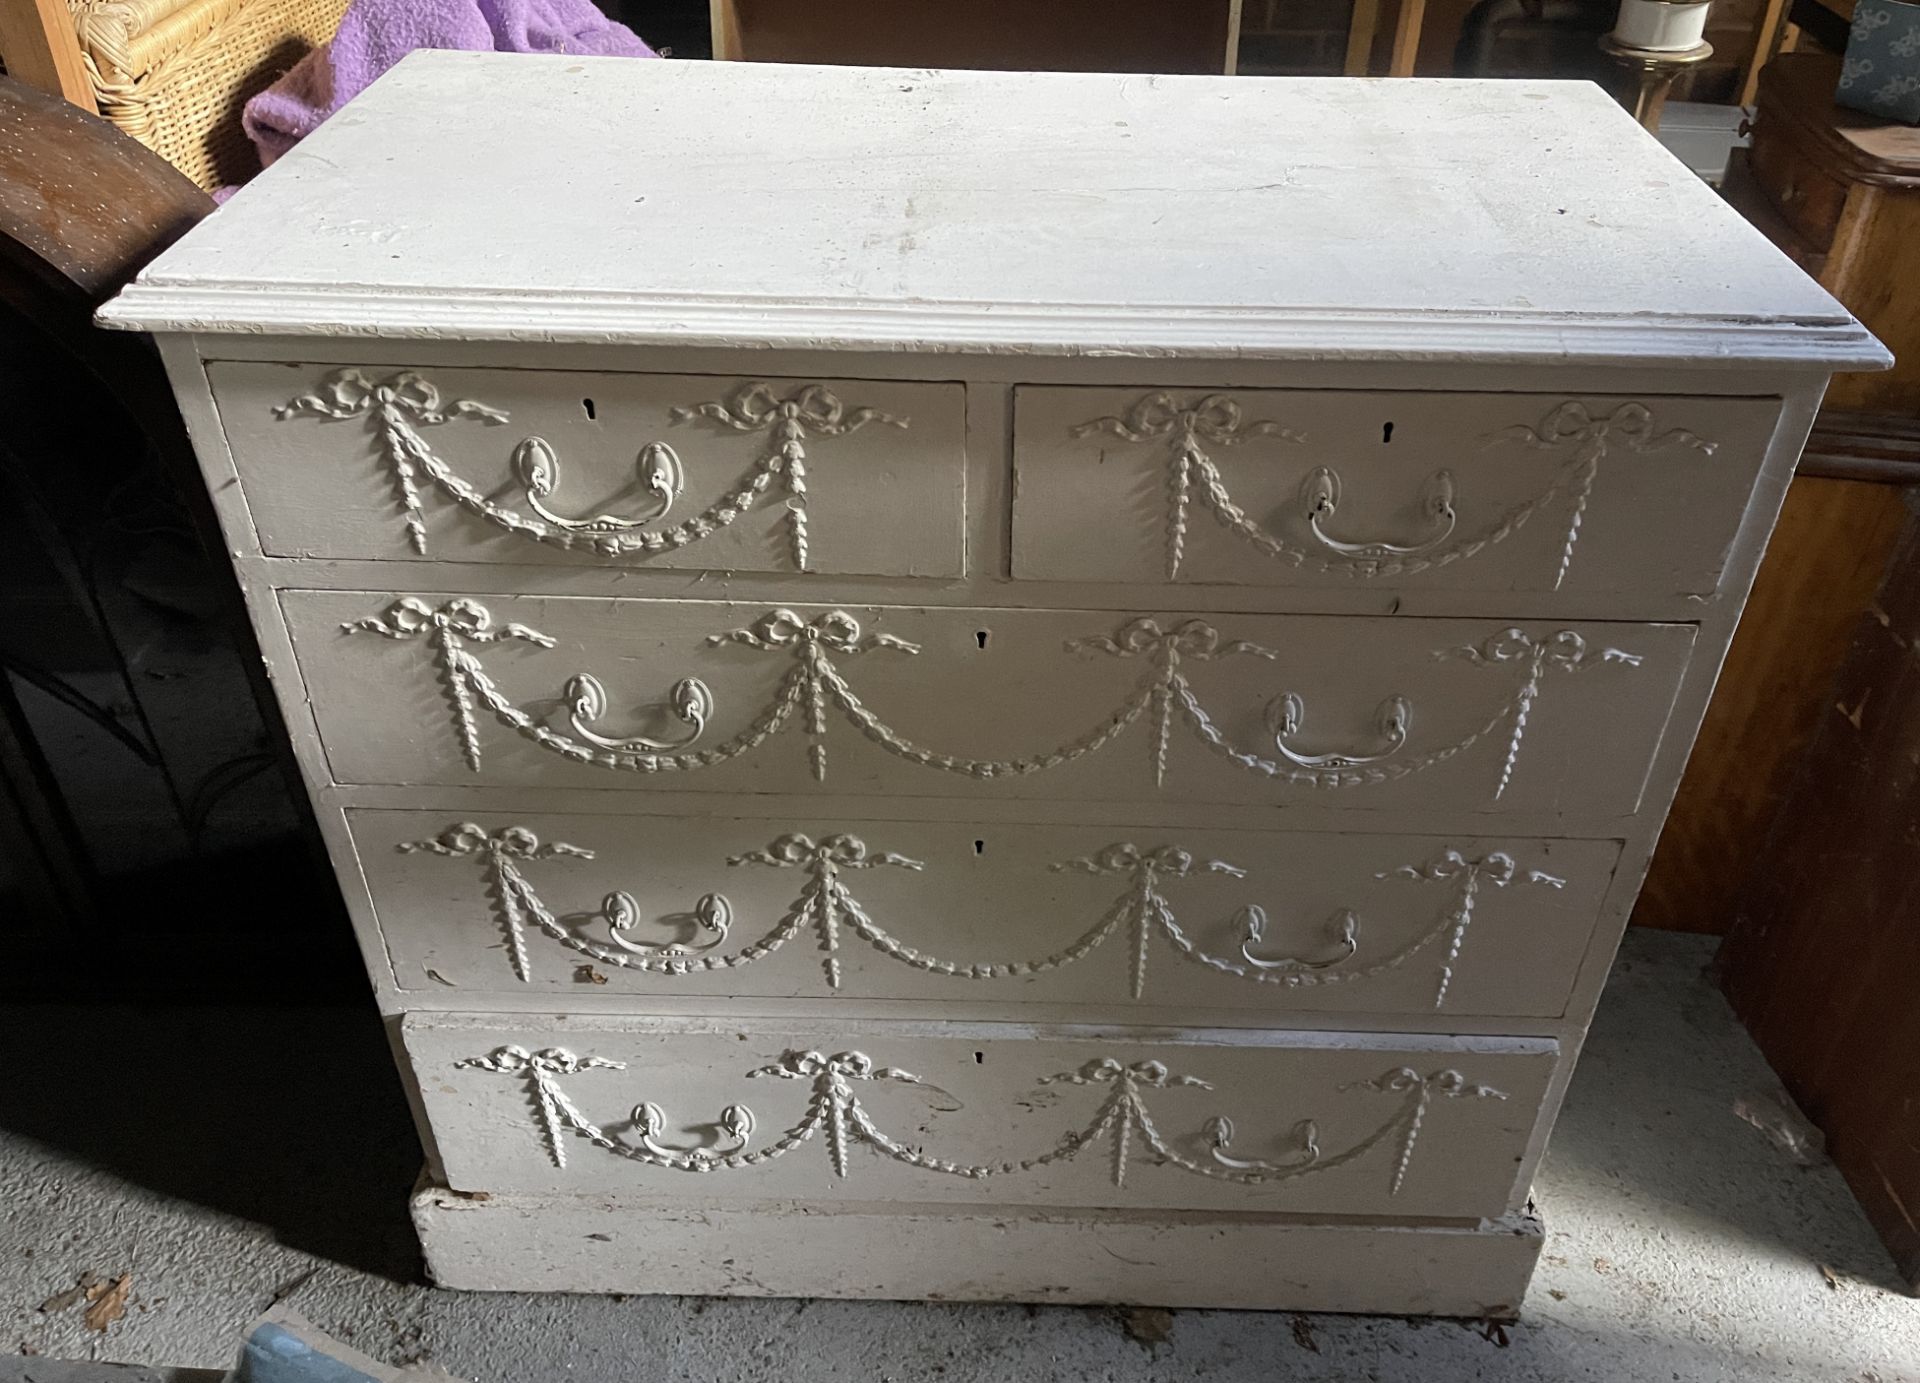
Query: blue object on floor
[[233, 1323, 388, 1383]]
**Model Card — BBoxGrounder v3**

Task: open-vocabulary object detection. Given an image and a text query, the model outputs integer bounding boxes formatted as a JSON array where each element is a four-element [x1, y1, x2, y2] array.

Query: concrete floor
[[1, 929, 1915, 1383]]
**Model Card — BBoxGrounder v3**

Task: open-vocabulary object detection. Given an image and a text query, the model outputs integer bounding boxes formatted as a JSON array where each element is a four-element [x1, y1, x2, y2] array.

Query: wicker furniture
[[0, 0, 347, 189]]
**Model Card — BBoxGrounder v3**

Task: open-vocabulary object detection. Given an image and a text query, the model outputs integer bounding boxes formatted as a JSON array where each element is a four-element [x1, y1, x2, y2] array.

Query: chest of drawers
[[102, 52, 1886, 1315]]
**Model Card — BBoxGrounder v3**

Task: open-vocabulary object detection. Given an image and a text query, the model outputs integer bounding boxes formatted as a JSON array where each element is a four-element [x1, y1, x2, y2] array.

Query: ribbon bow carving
[[673, 383, 906, 437], [1051, 843, 1246, 881], [1500, 401, 1713, 455], [1040, 1057, 1213, 1090], [1067, 616, 1278, 663], [1072, 392, 1301, 447], [709, 608, 922, 657], [275, 369, 508, 426], [729, 832, 925, 872], [343, 596, 555, 646]]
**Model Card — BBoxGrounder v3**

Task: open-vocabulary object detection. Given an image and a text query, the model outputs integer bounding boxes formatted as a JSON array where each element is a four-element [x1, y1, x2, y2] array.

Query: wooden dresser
[[101, 52, 1884, 1314]]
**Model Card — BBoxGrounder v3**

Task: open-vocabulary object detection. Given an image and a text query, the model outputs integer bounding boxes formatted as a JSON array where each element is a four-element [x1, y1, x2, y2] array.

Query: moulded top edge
[[97, 283, 1893, 373]]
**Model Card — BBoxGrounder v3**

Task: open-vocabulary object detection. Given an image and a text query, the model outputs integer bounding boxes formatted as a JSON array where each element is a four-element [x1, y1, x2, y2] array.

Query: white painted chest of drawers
[[103, 51, 1887, 1314]]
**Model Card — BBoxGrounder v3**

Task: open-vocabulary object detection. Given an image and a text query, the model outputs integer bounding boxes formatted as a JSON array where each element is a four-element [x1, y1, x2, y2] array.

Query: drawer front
[[209, 363, 967, 577], [288, 591, 1695, 817], [404, 1012, 1557, 1217], [354, 808, 1621, 1019], [1746, 125, 1848, 256], [1012, 388, 1778, 596]]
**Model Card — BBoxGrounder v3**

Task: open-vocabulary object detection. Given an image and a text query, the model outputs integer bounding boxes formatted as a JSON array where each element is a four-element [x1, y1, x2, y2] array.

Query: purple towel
[[242, 0, 656, 170]]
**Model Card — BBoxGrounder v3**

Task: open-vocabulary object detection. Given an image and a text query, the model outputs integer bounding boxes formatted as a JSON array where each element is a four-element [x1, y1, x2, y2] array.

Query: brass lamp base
[[1600, 34, 1714, 132]]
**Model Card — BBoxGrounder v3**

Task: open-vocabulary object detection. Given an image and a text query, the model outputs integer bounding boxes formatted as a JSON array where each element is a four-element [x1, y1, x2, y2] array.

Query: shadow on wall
[[0, 1003, 422, 1282]]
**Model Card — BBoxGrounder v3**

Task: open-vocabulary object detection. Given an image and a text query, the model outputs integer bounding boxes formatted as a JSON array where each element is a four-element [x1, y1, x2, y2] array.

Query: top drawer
[[1012, 389, 1779, 597], [208, 363, 967, 578]]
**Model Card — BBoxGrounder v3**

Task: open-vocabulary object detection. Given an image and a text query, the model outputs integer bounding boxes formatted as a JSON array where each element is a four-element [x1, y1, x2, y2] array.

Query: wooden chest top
[[99, 51, 1881, 369]]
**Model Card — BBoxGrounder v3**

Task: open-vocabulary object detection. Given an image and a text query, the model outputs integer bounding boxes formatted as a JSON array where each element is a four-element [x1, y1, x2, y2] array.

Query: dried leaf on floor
[[38, 1271, 99, 1314], [1819, 1263, 1842, 1290], [573, 964, 610, 985], [1120, 1306, 1174, 1347], [1290, 1316, 1321, 1352], [83, 1274, 132, 1332]]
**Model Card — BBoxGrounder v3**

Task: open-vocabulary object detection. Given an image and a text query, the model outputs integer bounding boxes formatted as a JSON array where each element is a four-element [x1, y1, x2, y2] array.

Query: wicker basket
[[69, 0, 349, 191]]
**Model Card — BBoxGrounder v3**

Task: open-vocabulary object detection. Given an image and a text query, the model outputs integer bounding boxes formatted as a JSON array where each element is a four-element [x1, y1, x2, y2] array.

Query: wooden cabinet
[[1642, 52, 1920, 934], [1721, 513, 1920, 1291], [102, 53, 1881, 1312]]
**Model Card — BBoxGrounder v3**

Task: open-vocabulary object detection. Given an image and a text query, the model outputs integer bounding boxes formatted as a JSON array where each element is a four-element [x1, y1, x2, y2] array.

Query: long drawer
[[1013, 387, 1779, 596], [403, 1012, 1558, 1219], [209, 362, 968, 577], [286, 591, 1695, 817], [352, 807, 1621, 1019]]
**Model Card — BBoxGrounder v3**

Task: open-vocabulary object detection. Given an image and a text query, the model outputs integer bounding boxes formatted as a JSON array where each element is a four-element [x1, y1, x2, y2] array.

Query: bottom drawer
[[403, 1013, 1557, 1220]]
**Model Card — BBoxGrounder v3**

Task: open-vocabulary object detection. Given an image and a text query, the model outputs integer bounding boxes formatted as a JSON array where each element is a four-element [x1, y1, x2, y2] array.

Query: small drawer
[[403, 1011, 1558, 1218], [208, 362, 966, 577], [1746, 125, 1849, 256], [353, 806, 1621, 1020], [286, 591, 1695, 818], [1011, 388, 1780, 596]]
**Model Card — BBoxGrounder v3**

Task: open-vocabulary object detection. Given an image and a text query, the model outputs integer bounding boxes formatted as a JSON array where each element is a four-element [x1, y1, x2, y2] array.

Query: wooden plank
[[707, 0, 741, 60], [0, 0, 96, 113], [1721, 515, 1920, 1290], [1739, 0, 1794, 107], [1799, 409, 1920, 483], [1345, 0, 1382, 75], [1388, 0, 1427, 76], [416, 1187, 1547, 1313], [1633, 477, 1907, 932]]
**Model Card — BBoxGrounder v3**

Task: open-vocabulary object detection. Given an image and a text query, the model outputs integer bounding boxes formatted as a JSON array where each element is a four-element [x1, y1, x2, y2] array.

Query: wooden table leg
[[708, 0, 742, 60], [0, 0, 97, 112], [1388, 0, 1427, 75], [1346, 0, 1382, 75], [1740, 0, 1793, 105]]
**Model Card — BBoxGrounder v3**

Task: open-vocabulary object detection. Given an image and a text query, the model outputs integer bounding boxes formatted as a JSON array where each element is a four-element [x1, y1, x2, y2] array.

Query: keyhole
[[974, 1051, 985, 1064], [975, 630, 990, 650], [973, 840, 985, 855], [1382, 421, 1395, 444], [582, 398, 597, 421]]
